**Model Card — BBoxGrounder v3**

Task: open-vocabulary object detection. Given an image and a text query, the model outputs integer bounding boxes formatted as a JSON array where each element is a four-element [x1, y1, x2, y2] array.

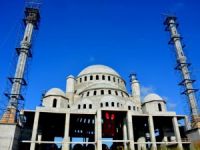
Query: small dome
[[45, 88, 65, 97], [143, 93, 163, 103], [78, 65, 120, 77]]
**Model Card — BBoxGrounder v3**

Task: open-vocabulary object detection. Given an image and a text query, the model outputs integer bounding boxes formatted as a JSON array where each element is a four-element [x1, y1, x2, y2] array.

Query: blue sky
[[0, 0, 200, 115]]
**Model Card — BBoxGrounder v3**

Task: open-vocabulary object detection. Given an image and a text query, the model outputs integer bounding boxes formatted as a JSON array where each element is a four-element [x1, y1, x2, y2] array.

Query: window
[[133, 106, 135, 110], [53, 99, 57, 107], [89, 104, 92, 109], [108, 76, 111, 81], [96, 75, 99, 80], [108, 90, 111, 95], [102, 75, 105, 80], [101, 90, 104, 95], [118, 78, 120, 83], [80, 78, 82, 83], [94, 90, 97, 95], [111, 102, 114, 107], [78, 104, 81, 109], [128, 106, 131, 110], [84, 76, 87, 81], [121, 92, 124, 97], [105, 102, 109, 107], [158, 103, 162, 112], [90, 75, 93, 80], [115, 91, 118, 96], [113, 77, 115, 82], [117, 103, 119, 107], [68, 105, 70, 108], [83, 104, 86, 109], [87, 92, 90, 96], [100, 103, 103, 107]]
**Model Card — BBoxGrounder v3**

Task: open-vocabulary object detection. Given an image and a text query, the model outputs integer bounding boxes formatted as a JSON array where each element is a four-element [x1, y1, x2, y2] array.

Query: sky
[[0, 0, 200, 116]]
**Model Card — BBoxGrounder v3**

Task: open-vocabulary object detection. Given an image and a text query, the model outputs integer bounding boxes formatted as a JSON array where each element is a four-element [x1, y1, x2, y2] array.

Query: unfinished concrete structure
[[14, 65, 190, 150], [0, 3, 200, 150]]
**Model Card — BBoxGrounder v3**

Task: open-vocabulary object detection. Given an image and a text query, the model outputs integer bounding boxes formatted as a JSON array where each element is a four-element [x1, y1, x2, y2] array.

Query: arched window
[[68, 105, 70, 108], [101, 90, 104, 95], [133, 106, 135, 110], [89, 104, 92, 109], [84, 76, 87, 81], [94, 90, 97, 95], [90, 75, 93, 80], [118, 78, 120, 83], [80, 78, 82, 83], [113, 77, 115, 82], [53, 99, 57, 107], [158, 103, 162, 112], [87, 92, 90, 96], [83, 104, 86, 109], [105, 102, 109, 107], [100, 103, 103, 107], [115, 91, 118, 96], [102, 75, 105, 80], [121, 92, 124, 97], [111, 102, 114, 107], [128, 106, 131, 110], [108, 90, 111, 94], [117, 103, 119, 107], [96, 75, 99, 80], [78, 104, 81, 109], [108, 76, 111, 81]]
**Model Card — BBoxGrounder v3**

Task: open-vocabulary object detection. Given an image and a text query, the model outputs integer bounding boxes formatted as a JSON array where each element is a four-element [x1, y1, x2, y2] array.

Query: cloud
[[140, 85, 155, 96]]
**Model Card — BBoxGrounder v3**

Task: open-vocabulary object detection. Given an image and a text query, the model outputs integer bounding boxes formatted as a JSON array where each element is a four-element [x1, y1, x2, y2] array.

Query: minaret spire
[[164, 16, 200, 128], [1, 5, 40, 123]]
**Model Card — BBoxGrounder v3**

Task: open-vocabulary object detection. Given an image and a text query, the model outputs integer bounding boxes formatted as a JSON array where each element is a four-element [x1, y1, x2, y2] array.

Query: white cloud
[[140, 85, 155, 97]]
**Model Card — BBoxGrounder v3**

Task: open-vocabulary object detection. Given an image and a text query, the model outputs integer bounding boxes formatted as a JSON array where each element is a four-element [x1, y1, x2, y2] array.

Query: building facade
[[16, 64, 191, 150]]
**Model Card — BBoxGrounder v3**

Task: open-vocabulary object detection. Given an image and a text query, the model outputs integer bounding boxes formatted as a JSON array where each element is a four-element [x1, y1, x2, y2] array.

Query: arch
[[113, 77, 115, 82], [93, 90, 97, 96], [80, 78, 82, 83], [53, 98, 57, 107], [128, 106, 131, 110], [100, 103, 103, 107], [111, 102, 114, 107], [90, 75, 93, 80], [78, 104, 81, 109], [117, 103, 119, 107], [102, 75, 105, 80], [96, 75, 99, 80], [101, 90, 104, 95], [89, 104, 92, 109], [108, 90, 111, 95], [158, 103, 162, 112], [84, 76, 87, 81], [87, 91, 90, 96], [83, 104, 86, 109], [115, 91, 118, 96], [108, 76, 111, 81], [105, 102, 109, 107]]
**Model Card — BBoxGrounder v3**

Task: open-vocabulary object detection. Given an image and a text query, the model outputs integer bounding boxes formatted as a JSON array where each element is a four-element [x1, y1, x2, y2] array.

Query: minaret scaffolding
[[164, 16, 200, 129], [0, 6, 40, 124]]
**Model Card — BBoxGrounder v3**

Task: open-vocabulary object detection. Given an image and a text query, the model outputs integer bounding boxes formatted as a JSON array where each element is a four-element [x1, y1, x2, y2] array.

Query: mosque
[[18, 64, 190, 150], [0, 3, 200, 150]]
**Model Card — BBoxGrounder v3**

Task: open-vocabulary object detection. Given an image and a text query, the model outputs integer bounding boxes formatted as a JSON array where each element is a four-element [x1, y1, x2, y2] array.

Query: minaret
[[164, 16, 200, 128], [0, 6, 40, 123], [130, 73, 141, 102]]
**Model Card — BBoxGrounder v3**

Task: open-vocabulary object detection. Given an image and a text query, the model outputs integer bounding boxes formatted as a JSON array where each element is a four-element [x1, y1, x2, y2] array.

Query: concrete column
[[96, 110, 102, 150], [148, 115, 157, 150], [30, 111, 40, 150], [62, 113, 70, 150], [172, 116, 183, 150], [127, 112, 135, 150], [123, 119, 128, 150]]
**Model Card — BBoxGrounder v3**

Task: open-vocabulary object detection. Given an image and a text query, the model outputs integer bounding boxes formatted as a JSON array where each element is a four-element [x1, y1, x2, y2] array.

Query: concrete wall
[[0, 123, 21, 150]]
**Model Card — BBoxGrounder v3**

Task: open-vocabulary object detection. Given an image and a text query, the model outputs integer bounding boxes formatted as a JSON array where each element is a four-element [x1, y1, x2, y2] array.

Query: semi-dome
[[143, 93, 163, 103], [45, 88, 65, 97], [78, 65, 120, 77]]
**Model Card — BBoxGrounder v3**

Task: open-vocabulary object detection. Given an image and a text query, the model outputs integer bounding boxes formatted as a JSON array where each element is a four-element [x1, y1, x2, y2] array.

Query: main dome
[[78, 65, 120, 77]]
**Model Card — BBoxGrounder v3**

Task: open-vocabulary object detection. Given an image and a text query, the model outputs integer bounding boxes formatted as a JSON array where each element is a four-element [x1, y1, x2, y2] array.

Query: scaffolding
[[0, 1, 40, 124], [164, 15, 200, 129]]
